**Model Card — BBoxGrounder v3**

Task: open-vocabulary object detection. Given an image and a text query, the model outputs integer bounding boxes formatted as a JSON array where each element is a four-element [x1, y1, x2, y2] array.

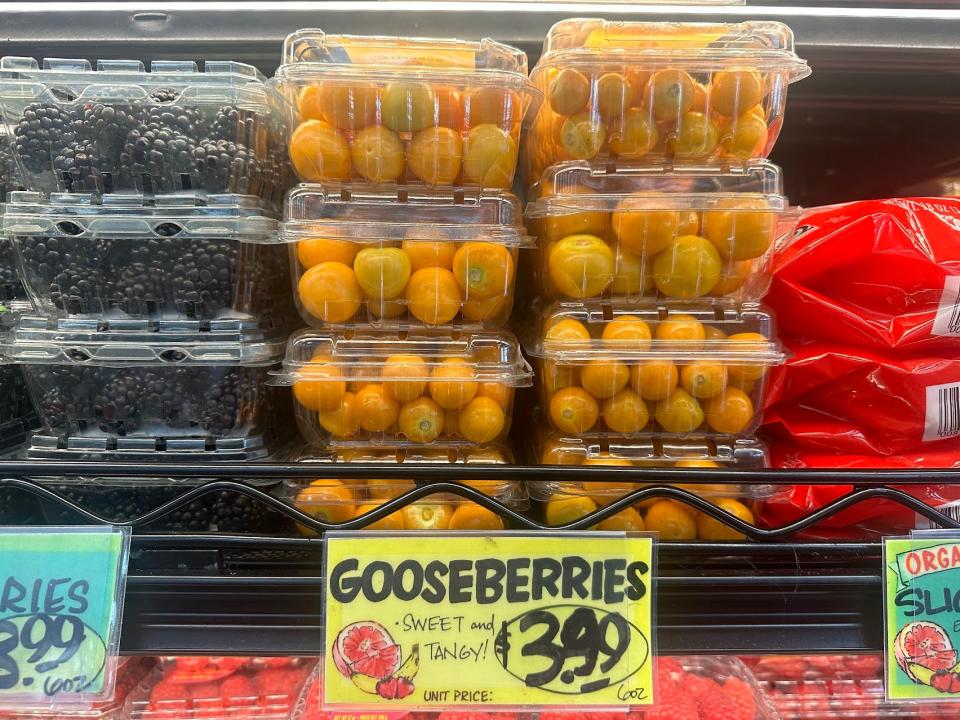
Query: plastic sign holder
[[885, 531, 960, 702], [323, 531, 655, 710], [0, 526, 130, 709]]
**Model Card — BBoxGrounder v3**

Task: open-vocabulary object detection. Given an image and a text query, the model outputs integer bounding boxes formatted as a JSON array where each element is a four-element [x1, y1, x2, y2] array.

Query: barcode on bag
[[924, 382, 960, 441], [932, 276, 960, 336]]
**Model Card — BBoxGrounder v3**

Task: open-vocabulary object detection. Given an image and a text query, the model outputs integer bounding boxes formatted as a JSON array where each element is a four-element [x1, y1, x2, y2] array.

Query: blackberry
[[142, 104, 206, 142], [194, 138, 262, 194], [53, 141, 111, 192], [149, 88, 180, 104], [31, 367, 87, 433], [208, 106, 259, 145], [92, 373, 144, 435], [201, 370, 243, 435], [12, 103, 79, 175], [0, 241, 22, 301], [40, 483, 276, 533], [122, 126, 197, 192], [79, 101, 143, 162], [109, 239, 168, 315], [169, 236, 237, 315]]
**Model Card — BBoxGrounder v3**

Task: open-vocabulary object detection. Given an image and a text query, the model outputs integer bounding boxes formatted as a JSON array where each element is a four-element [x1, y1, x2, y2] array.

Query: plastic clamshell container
[[0, 658, 154, 719], [4, 191, 295, 322], [649, 656, 780, 719], [4, 316, 286, 440], [525, 160, 799, 302], [536, 430, 768, 469], [0, 363, 38, 456], [526, 303, 783, 439], [524, 20, 810, 181], [278, 476, 528, 534], [294, 443, 514, 464], [283, 183, 532, 328], [127, 657, 316, 720], [0, 57, 291, 205], [23, 432, 274, 461], [273, 327, 532, 447], [33, 476, 285, 533], [751, 653, 953, 720], [274, 29, 540, 189]]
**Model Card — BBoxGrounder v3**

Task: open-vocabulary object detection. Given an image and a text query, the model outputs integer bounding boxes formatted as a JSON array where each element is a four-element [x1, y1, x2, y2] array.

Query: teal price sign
[[0, 526, 130, 708]]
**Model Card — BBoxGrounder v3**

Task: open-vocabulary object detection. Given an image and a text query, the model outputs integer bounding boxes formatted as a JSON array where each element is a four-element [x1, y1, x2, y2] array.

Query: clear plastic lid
[[4, 316, 286, 365], [526, 160, 793, 216], [282, 183, 531, 246], [280, 29, 529, 78], [273, 327, 533, 386], [536, 431, 768, 468], [536, 19, 810, 79], [293, 444, 513, 464], [25, 433, 272, 461], [3, 190, 278, 241], [527, 302, 784, 366], [0, 57, 279, 107]]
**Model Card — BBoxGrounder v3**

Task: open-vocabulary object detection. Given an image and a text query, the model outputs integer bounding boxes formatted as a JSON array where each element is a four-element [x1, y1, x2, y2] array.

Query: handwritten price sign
[[323, 532, 654, 710], [0, 528, 129, 709]]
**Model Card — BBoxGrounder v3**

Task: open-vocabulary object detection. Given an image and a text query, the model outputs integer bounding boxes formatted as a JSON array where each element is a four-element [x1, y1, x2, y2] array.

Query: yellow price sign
[[322, 532, 655, 710]]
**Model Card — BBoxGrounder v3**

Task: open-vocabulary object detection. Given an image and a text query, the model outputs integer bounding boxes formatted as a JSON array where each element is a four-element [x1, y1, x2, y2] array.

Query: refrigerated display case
[[1, 5, 960, 720]]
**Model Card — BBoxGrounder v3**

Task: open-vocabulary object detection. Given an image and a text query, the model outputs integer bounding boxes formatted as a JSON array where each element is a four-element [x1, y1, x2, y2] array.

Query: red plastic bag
[[758, 442, 960, 539], [763, 340, 960, 456], [768, 198, 960, 354]]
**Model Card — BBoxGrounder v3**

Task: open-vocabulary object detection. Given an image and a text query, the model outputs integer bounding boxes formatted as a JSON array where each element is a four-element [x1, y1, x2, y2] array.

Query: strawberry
[[754, 656, 809, 681], [255, 666, 303, 696], [220, 672, 257, 706], [696, 690, 751, 720], [681, 673, 721, 700], [148, 680, 189, 709], [645, 686, 698, 720], [842, 654, 883, 679], [721, 676, 757, 719]]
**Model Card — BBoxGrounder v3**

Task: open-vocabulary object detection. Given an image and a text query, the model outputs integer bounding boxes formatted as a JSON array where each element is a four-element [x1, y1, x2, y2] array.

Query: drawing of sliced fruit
[[333, 621, 402, 680], [894, 621, 958, 683]]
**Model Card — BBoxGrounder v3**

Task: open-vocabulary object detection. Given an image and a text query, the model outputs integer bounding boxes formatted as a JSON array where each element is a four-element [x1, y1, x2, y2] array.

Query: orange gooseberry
[[580, 359, 630, 399], [652, 235, 722, 299], [355, 384, 401, 433], [289, 120, 351, 182], [671, 112, 719, 159], [703, 388, 754, 434], [297, 238, 357, 269], [602, 390, 650, 434], [448, 504, 505, 531], [546, 495, 598, 526], [595, 73, 633, 120], [402, 228, 457, 271], [405, 267, 463, 324], [351, 126, 405, 183], [696, 498, 755, 541], [298, 261, 363, 324], [318, 391, 360, 438], [296, 85, 327, 123], [353, 247, 412, 300], [354, 503, 406, 531], [313, 83, 379, 129], [549, 68, 590, 116], [452, 242, 514, 301], [549, 386, 600, 434], [559, 113, 605, 160], [611, 199, 700, 257], [655, 389, 705, 433], [631, 361, 679, 401], [601, 316, 652, 347], [459, 396, 507, 444], [293, 358, 346, 412], [382, 353, 429, 403], [596, 508, 646, 532], [407, 126, 463, 185], [654, 314, 707, 344], [547, 234, 615, 298], [461, 294, 509, 324], [610, 244, 654, 296], [294, 479, 356, 527], [643, 500, 697, 540], [720, 111, 769, 160], [462, 124, 517, 188], [702, 198, 776, 261], [429, 358, 479, 410], [710, 69, 764, 117], [398, 397, 445, 443], [609, 107, 658, 159], [464, 87, 520, 129], [645, 69, 695, 123], [680, 362, 728, 399], [476, 382, 512, 411], [402, 503, 454, 530], [381, 82, 436, 133], [545, 317, 591, 343]]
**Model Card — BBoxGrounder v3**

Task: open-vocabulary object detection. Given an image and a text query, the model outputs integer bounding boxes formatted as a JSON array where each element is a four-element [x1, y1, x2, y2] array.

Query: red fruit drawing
[[333, 621, 402, 680], [894, 621, 958, 681], [377, 676, 416, 699]]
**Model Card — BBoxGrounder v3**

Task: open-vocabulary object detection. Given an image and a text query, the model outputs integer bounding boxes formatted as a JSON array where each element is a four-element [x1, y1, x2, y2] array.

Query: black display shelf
[[0, 461, 943, 655], [117, 535, 883, 656]]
